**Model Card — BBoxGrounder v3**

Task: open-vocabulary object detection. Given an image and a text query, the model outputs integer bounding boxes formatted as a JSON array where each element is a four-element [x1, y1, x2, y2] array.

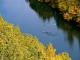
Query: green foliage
[[0, 15, 71, 60]]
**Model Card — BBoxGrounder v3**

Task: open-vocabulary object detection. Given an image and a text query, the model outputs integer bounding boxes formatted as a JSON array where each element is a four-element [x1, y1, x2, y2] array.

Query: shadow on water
[[25, 0, 80, 48], [26, 0, 54, 22], [53, 10, 80, 47]]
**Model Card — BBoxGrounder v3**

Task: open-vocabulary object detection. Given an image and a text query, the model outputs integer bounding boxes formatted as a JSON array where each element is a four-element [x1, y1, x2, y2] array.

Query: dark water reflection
[[26, 0, 80, 48], [27, 0, 54, 21], [54, 12, 80, 48], [0, 0, 80, 60], [26, 0, 80, 60]]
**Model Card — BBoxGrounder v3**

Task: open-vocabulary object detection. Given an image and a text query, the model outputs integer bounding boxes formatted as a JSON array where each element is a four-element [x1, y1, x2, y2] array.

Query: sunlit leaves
[[46, 43, 56, 58], [63, 12, 73, 21], [58, 1, 68, 11], [38, 0, 80, 23], [0, 15, 4, 25], [0, 16, 72, 60]]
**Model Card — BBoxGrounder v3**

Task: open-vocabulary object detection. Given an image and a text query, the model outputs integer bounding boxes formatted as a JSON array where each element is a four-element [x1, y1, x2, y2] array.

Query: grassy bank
[[0, 15, 71, 60]]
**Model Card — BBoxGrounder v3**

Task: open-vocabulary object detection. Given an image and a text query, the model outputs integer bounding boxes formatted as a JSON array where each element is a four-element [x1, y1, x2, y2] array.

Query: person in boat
[[42, 30, 55, 36], [42, 31, 50, 34], [42, 30, 46, 33]]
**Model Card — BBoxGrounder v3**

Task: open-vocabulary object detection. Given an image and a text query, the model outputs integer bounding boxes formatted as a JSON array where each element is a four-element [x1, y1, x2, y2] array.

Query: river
[[0, 0, 80, 60]]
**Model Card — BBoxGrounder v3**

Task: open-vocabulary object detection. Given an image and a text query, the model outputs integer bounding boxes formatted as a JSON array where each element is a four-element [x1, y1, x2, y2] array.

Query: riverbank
[[37, 0, 80, 26], [0, 15, 72, 60]]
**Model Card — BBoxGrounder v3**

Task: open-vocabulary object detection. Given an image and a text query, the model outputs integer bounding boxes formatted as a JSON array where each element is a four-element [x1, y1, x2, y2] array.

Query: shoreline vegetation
[[37, 0, 80, 26], [0, 15, 72, 60]]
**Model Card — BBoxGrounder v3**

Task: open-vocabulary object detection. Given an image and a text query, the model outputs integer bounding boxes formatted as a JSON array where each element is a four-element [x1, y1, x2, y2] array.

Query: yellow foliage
[[0, 15, 72, 60], [46, 43, 56, 58], [76, 17, 80, 22], [68, 5, 79, 15], [58, 1, 68, 11], [63, 12, 73, 21], [38, 0, 80, 23]]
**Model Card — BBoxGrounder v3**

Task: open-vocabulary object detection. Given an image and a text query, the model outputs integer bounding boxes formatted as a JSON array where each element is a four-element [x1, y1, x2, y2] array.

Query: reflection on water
[[26, 0, 80, 48], [54, 11, 80, 47], [26, 0, 54, 22], [0, 0, 80, 60], [25, 1, 80, 60]]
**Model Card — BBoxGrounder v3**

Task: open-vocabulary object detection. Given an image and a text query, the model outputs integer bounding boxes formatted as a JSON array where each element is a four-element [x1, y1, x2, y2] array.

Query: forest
[[37, 0, 80, 26], [0, 15, 72, 60]]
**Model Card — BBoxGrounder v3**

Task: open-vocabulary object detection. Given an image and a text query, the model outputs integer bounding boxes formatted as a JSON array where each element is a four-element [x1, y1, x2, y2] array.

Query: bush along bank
[[38, 0, 80, 26], [0, 15, 72, 60]]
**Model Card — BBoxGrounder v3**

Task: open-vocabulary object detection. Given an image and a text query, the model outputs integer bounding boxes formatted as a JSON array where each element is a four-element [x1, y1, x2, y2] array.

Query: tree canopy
[[0, 15, 72, 60], [37, 0, 80, 24]]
